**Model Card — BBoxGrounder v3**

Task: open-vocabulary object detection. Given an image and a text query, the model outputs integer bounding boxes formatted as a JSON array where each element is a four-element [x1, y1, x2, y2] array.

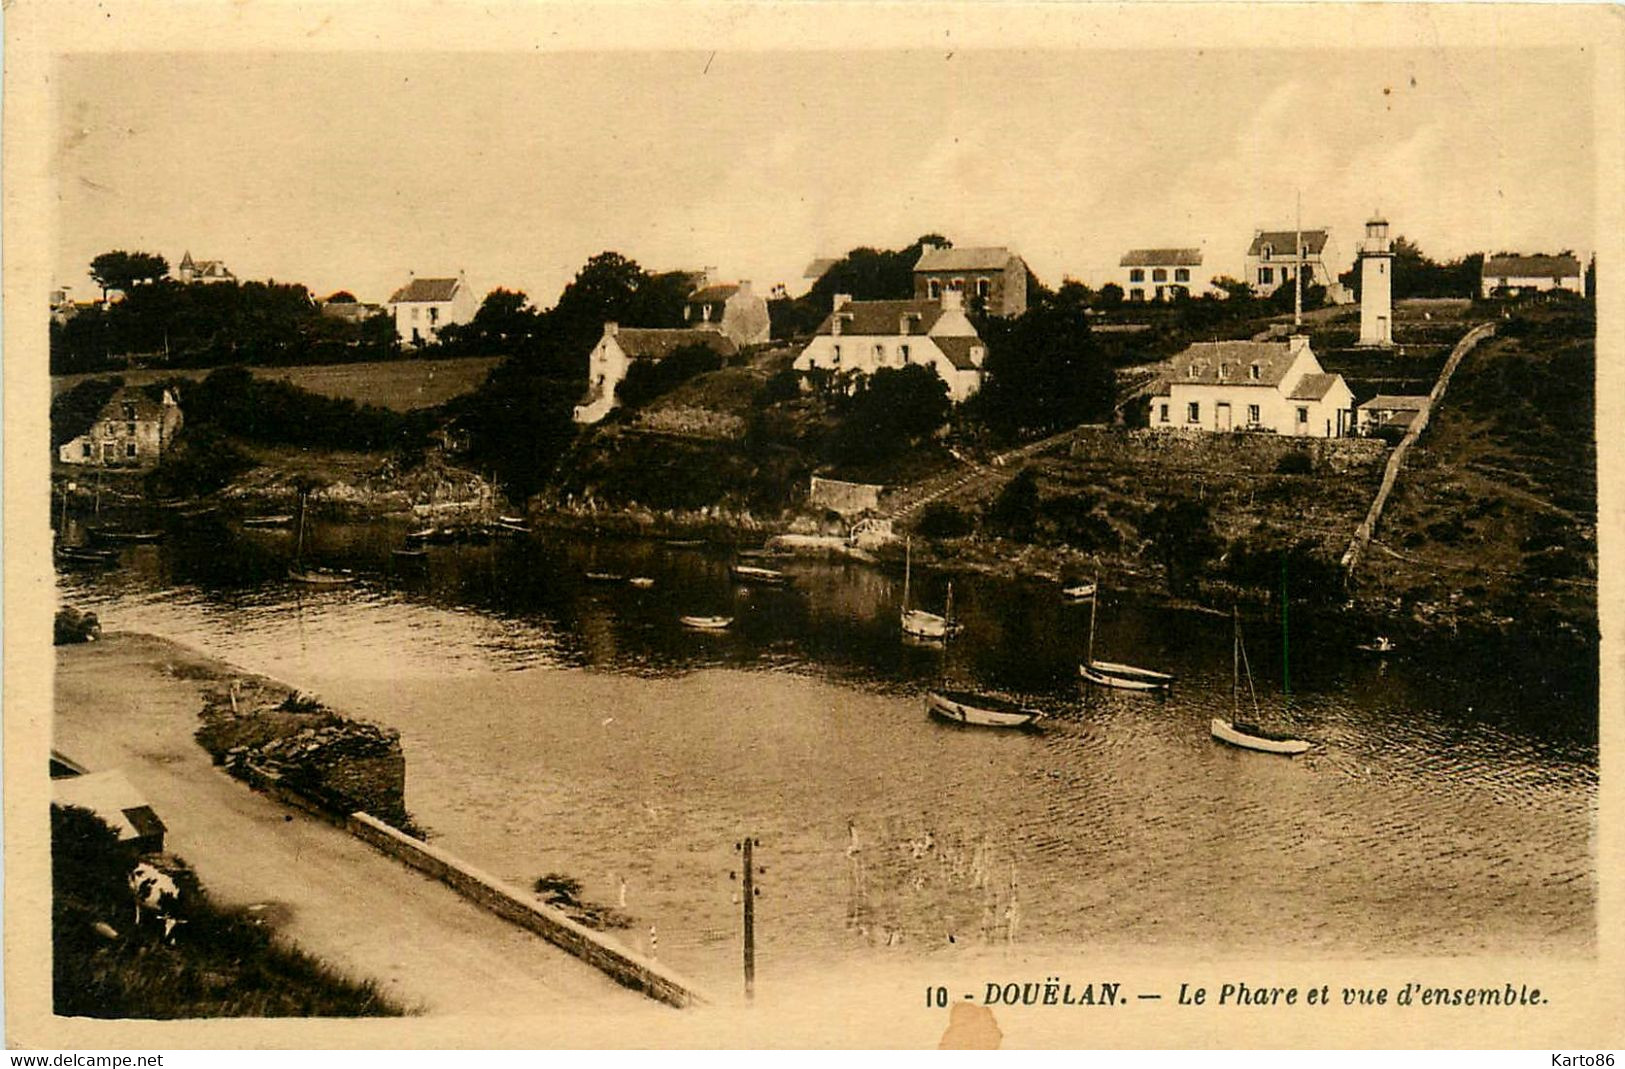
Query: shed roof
[[613, 328, 739, 361], [914, 246, 1018, 273], [389, 277, 463, 303], [1120, 248, 1203, 267], [1482, 254, 1582, 280], [815, 299, 947, 337], [1288, 372, 1341, 401], [1248, 229, 1330, 257], [1357, 394, 1431, 411]]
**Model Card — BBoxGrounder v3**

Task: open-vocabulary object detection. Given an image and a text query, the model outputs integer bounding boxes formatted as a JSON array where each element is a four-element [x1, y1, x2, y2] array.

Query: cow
[[128, 861, 184, 942]]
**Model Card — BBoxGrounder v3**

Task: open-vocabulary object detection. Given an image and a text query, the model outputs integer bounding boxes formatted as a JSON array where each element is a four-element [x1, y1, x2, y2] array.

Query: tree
[[987, 467, 1040, 541], [827, 364, 950, 465], [972, 290, 1115, 440], [616, 342, 727, 408], [1211, 275, 1251, 301], [88, 250, 169, 300], [1096, 282, 1124, 309], [1142, 498, 1220, 596]]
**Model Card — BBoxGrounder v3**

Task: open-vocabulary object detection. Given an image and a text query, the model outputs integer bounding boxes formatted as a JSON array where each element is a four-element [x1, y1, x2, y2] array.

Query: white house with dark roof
[[1147, 335, 1354, 438], [1118, 248, 1212, 301], [1244, 228, 1347, 299], [387, 272, 477, 345], [794, 290, 986, 402], [912, 244, 1029, 317], [1479, 254, 1585, 298], [574, 325, 740, 424], [682, 280, 771, 347]]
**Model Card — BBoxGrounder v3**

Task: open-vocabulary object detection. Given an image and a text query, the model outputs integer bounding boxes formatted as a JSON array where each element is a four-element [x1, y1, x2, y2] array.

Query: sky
[[54, 46, 1596, 307]]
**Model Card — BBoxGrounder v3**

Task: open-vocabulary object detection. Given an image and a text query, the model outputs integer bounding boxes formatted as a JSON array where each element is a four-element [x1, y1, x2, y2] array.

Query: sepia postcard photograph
[[5, 0, 1622, 1051]]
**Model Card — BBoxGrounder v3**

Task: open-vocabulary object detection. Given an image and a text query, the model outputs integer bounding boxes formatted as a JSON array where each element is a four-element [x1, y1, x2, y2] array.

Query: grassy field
[[51, 356, 502, 412], [1363, 300, 1596, 635]]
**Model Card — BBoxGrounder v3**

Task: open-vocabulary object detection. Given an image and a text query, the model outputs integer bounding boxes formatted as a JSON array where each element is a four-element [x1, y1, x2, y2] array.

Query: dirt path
[[53, 633, 666, 1019]]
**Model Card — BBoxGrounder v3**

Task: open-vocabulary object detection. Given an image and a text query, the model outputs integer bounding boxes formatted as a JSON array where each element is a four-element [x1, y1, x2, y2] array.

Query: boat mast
[[1232, 606, 1240, 720], [1087, 574, 1098, 666], [294, 489, 308, 572], [945, 580, 955, 625], [903, 538, 912, 613]]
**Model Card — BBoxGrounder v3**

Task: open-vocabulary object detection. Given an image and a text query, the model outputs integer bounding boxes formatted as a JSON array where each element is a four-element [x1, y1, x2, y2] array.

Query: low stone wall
[[1069, 425, 1388, 476], [346, 813, 706, 1009], [809, 476, 883, 516], [634, 405, 746, 440]]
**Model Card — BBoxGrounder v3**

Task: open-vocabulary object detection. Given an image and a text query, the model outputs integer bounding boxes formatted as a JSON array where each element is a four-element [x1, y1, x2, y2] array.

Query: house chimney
[[899, 312, 911, 336], [604, 321, 619, 337], [737, 280, 752, 296], [1288, 333, 1308, 353], [920, 242, 938, 255]]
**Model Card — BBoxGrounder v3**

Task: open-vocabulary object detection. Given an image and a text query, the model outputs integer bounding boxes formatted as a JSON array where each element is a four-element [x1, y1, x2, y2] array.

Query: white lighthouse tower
[[1358, 212, 1393, 347]]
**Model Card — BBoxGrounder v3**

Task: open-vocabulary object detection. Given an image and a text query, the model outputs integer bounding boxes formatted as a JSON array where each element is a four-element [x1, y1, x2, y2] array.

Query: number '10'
[[926, 986, 948, 1007]]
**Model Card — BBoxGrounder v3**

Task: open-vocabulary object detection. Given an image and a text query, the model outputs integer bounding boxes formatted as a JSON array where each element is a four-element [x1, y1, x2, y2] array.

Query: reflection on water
[[57, 512, 1598, 987]]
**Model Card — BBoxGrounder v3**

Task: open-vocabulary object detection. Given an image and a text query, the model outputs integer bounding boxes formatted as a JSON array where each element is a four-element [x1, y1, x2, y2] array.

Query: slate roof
[[687, 284, 742, 305], [1248, 229, 1330, 257], [932, 336, 984, 372], [1157, 340, 1303, 389], [815, 299, 947, 337], [914, 246, 1018, 273], [1120, 248, 1203, 267], [1482, 254, 1582, 280], [613, 328, 739, 361], [1358, 394, 1430, 411], [389, 277, 463, 303], [1288, 373, 1341, 401]]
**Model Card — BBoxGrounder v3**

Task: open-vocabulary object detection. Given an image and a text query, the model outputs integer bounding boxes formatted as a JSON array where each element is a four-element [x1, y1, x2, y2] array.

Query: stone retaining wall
[[346, 813, 707, 1009], [1069, 425, 1388, 475]]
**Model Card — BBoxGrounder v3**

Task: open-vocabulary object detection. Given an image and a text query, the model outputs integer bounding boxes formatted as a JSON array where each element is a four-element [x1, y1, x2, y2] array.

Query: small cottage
[[1479, 254, 1585, 299], [573, 325, 740, 424], [57, 386, 184, 468], [1147, 336, 1354, 438], [794, 290, 987, 402], [387, 273, 477, 345]]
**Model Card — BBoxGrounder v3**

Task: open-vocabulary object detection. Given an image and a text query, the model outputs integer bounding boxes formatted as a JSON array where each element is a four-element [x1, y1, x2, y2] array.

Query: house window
[[104, 422, 115, 438], [429, 307, 440, 324], [1261, 243, 1274, 261], [1188, 366, 1198, 378], [1187, 402, 1200, 423], [1174, 268, 1190, 282], [683, 305, 693, 321], [1258, 267, 1274, 286], [1158, 404, 1170, 423], [121, 402, 137, 419], [1247, 404, 1260, 423], [81, 442, 92, 458], [976, 278, 991, 299], [1152, 268, 1167, 282], [1249, 364, 1261, 380], [831, 344, 841, 364], [928, 280, 941, 299], [1218, 363, 1229, 379], [1129, 269, 1145, 283], [1297, 407, 1309, 424], [125, 442, 138, 458], [899, 344, 911, 363], [1129, 288, 1144, 301], [874, 343, 886, 362], [952, 278, 965, 291]]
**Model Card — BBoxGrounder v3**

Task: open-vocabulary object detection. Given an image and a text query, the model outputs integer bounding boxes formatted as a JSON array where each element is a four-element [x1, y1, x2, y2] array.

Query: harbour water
[[56, 513, 1597, 991]]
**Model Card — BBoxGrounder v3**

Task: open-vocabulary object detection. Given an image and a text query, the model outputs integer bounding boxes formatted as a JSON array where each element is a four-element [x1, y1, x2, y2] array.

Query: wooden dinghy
[[680, 614, 734, 630], [926, 689, 1043, 730], [628, 576, 656, 589], [731, 564, 791, 587], [1061, 580, 1097, 600], [288, 567, 355, 587], [89, 527, 164, 543], [55, 545, 120, 565]]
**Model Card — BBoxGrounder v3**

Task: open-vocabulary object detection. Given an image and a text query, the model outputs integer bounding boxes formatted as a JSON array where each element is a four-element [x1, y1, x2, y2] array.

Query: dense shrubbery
[[143, 427, 255, 499], [985, 468, 1041, 541], [1142, 498, 1222, 596], [916, 501, 975, 539], [1224, 539, 1346, 606], [1275, 451, 1315, 475], [616, 343, 727, 408], [826, 364, 950, 467], [185, 366, 433, 453]]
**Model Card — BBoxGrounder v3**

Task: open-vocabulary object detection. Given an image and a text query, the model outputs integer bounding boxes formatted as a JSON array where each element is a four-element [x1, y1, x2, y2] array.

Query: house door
[[102, 443, 115, 463], [1215, 402, 1232, 431]]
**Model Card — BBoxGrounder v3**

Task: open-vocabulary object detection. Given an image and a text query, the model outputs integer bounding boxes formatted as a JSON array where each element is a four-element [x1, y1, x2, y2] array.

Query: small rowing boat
[[926, 689, 1043, 730], [680, 615, 734, 630], [731, 564, 791, 587], [629, 576, 656, 589], [242, 514, 294, 528], [55, 545, 120, 565], [1061, 580, 1097, 600], [1355, 636, 1396, 654], [88, 527, 163, 543], [585, 571, 626, 583], [288, 567, 355, 586]]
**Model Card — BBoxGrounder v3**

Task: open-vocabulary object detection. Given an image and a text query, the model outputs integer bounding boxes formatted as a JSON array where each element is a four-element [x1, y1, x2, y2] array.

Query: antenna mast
[[1294, 190, 1303, 329]]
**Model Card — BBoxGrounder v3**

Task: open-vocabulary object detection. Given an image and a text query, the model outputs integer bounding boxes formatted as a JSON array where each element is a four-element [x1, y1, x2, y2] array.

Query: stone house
[[387, 273, 478, 346], [912, 244, 1029, 317], [682, 280, 772, 347], [1245, 228, 1346, 299], [1147, 335, 1354, 438], [793, 290, 987, 402], [573, 325, 740, 424], [1479, 254, 1585, 299], [176, 251, 236, 285], [1118, 248, 1213, 301], [57, 386, 184, 467]]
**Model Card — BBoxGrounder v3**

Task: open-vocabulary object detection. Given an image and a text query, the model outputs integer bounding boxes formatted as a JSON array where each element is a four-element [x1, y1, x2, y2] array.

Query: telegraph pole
[[735, 836, 761, 1001]]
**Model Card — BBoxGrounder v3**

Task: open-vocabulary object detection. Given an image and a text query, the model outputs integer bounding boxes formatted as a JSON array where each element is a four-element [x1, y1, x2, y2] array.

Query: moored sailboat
[[900, 539, 958, 640], [1210, 608, 1312, 756], [1079, 581, 1172, 690]]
